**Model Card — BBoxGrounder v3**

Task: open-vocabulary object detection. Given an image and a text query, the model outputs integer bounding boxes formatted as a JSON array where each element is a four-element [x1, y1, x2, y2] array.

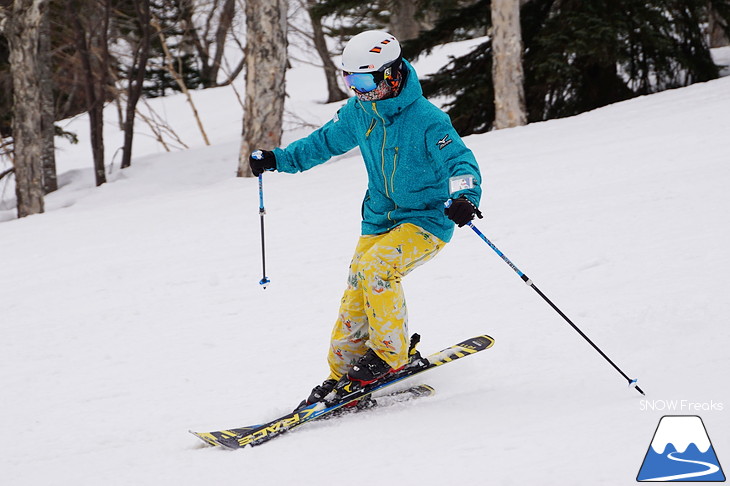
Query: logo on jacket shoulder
[[436, 134, 453, 150]]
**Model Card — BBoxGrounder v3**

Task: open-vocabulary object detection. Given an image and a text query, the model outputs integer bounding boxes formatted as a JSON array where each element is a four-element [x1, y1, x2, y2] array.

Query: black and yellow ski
[[191, 384, 435, 448], [190, 334, 494, 450]]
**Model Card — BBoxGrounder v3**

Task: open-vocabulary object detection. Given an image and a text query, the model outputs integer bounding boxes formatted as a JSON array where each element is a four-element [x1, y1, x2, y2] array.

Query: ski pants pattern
[[327, 223, 445, 380]]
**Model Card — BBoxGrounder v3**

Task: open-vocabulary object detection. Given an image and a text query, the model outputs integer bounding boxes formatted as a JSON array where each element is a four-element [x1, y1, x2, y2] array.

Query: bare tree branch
[[0, 166, 15, 181], [137, 97, 191, 151], [152, 16, 211, 146]]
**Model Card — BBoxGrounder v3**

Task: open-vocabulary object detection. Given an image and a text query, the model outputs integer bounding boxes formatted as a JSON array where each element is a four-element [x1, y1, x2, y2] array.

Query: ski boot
[[347, 348, 403, 385], [326, 333, 428, 403], [294, 378, 337, 411], [348, 333, 428, 385]]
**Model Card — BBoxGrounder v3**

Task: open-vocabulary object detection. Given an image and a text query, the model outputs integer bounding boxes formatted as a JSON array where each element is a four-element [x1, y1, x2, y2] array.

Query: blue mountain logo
[[637, 415, 725, 482]]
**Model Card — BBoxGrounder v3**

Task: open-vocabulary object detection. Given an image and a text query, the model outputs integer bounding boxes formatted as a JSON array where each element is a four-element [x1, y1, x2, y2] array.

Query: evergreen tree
[[405, 0, 730, 136], [401, 0, 492, 134], [310, 0, 470, 49], [524, 0, 718, 122], [310, 0, 393, 39], [142, 0, 202, 98]]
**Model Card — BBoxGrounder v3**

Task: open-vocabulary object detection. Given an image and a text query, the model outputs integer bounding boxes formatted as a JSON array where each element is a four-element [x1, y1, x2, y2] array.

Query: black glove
[[445, 196, 483, 227], [249, 150, 277, 176]]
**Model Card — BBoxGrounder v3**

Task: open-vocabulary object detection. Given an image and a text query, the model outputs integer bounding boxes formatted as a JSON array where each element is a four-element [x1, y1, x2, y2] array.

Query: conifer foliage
[[404, 0, 730, 135]]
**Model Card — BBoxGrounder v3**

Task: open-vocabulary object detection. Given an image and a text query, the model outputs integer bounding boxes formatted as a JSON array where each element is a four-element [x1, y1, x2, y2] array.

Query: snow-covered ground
[[2, 43, 729, 485], [713, 45, 730, 76]]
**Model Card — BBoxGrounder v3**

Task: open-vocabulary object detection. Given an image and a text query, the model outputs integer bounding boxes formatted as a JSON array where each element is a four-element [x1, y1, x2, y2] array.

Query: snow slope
[[2, 47, 730, 485]]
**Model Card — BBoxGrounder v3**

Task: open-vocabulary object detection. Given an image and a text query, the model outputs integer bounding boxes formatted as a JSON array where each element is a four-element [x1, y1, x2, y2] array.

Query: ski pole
[[452, 208, 644, 395], [252, 151, 270, 289]]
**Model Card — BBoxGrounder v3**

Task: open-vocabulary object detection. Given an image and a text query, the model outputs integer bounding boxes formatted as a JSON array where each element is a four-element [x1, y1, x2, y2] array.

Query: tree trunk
[[709, 4, 729, 47], [237, 0, 288, 177], [121, 0, 152, 169], [3, 0, 48, 217], [389, 0, 420, 41], [72, 0, 110, 186], [39, 9, 57, 194], [306, 0, 347, 103], [177, 0, 238, 88], [491, 0, 527, 130], [208, 0, 236, 86]]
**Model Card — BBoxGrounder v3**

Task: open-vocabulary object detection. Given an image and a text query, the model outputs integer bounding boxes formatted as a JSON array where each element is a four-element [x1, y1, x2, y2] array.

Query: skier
[[249, 30, 483, 407]]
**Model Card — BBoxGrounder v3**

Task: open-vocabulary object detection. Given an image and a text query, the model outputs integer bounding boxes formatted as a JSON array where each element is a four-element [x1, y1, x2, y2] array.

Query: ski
[[322, 383, 436, 419], [191, 384, 435, 448], [190, 334, 494, 450]]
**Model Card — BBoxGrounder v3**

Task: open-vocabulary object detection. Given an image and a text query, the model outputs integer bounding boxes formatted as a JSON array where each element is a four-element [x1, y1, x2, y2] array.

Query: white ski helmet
[[341, 30, 402, 74]]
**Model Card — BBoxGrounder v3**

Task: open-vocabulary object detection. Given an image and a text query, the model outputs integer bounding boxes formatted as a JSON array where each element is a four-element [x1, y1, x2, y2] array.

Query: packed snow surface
[[2, 42, 729, 485]]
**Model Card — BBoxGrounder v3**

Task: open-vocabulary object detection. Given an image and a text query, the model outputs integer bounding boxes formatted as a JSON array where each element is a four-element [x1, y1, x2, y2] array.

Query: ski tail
[[427, 335, 494, 366]]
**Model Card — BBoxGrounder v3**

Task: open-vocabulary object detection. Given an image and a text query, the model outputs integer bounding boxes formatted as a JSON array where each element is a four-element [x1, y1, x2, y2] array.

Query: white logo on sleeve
[[436, 134, 452, 150]]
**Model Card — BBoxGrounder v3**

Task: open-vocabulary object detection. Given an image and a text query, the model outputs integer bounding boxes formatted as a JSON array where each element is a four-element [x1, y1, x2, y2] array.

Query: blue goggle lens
[[343, 72, 379, 93]]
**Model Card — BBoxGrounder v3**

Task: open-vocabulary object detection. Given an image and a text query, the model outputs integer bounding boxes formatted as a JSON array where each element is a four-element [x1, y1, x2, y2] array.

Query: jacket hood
[[357, 59, 422, 120]]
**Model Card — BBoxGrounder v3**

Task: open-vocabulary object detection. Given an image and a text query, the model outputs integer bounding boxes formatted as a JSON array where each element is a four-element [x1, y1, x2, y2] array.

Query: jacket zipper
[[372, 103, 397, 222], [365, 119, 376, 138], [387, 147, 399, 221], [373, 103, 391, 197], [390, 147, 399, 195]]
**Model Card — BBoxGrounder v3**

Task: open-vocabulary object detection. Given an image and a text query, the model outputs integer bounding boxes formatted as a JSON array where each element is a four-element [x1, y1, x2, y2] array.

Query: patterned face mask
[[354, 78, 398, 101]]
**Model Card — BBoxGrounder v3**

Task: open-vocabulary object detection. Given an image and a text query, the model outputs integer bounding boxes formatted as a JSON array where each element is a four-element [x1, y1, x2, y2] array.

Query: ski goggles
[[343, 71, 383, 93], [343, 57, 402, 93]]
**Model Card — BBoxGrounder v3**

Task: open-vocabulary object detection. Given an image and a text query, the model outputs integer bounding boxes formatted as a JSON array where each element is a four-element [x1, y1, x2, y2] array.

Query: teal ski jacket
[[273, 60, 482, 243]]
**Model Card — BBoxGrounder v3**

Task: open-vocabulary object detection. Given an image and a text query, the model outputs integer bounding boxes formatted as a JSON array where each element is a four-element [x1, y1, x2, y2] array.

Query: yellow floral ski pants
[[327, 223, 445, 380]]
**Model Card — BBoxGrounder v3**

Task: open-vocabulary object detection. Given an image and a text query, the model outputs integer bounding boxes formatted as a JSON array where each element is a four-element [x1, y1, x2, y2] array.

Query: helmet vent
[[341, 31, 401, 73]]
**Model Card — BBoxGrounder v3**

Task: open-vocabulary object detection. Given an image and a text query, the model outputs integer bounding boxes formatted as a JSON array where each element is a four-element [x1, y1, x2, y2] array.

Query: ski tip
[[189, 430, 221, 448], [420, 384, 436, 395], [475, 335, 495, 349]]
